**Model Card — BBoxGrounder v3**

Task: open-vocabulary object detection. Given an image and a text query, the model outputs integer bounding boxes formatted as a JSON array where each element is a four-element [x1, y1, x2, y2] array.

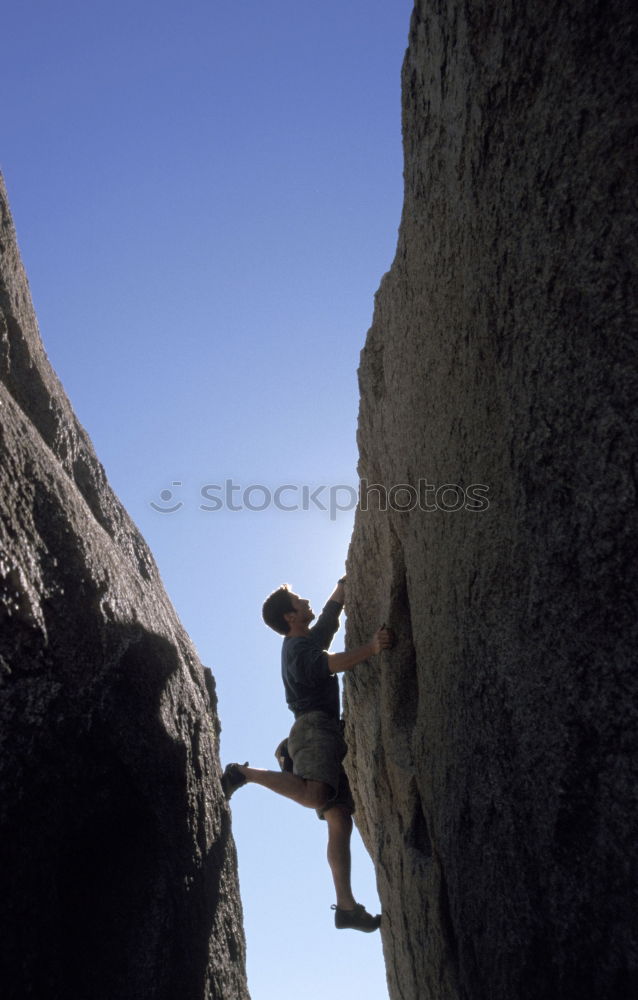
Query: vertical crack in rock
[[344, 1, 638, 998], [0, 175, 249, 1000]]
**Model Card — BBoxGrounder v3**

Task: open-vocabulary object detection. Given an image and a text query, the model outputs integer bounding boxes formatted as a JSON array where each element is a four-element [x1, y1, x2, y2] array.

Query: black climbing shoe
[[222, 762, 249, 800], [331, 902, 381, 932]]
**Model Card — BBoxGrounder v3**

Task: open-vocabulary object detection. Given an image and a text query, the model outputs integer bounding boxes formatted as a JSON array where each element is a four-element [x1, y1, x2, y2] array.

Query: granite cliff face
[[345, 2, 638, 999], [0, 176, 248, 1000]]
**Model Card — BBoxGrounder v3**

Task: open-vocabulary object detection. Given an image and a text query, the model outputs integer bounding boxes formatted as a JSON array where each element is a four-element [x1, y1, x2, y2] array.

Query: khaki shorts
[[287, 711, 355, 820]]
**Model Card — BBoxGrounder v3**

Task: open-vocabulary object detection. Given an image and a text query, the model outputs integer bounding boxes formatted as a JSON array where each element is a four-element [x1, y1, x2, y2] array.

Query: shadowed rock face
[[0, 177, 249, 1000], [345, 2, 638, 999]]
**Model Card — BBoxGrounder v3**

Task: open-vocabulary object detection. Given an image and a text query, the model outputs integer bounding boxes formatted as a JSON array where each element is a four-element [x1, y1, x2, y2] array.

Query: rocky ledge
[[0, 175, 249, 1000], [344, 2, 638, 998]]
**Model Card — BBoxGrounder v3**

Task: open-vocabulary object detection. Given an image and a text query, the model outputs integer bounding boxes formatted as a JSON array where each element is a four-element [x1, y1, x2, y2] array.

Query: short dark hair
[[262, 584, 295, 635]]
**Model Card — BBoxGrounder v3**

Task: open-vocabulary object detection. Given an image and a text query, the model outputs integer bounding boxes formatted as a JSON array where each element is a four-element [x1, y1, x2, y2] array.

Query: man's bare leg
[[237, 764, 330, 810], [325, 805, 356, 909]]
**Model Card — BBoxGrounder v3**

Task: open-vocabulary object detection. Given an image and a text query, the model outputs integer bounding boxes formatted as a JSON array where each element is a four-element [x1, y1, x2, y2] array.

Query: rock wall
[[0, 176, 249, 1000], [345, 2, 637, 999]]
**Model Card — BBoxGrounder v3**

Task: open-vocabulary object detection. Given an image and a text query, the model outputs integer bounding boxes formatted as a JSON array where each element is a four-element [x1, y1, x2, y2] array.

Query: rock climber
[[221, 575, 393, 932]]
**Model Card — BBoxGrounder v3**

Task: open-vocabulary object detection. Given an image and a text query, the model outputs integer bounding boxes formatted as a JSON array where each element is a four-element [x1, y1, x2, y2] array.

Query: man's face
[[288, 593, 315, 625]]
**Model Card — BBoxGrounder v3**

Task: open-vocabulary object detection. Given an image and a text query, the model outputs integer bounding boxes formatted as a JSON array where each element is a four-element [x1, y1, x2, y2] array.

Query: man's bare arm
[[327, 626, 393, 674], [327, 576, 346, 606]]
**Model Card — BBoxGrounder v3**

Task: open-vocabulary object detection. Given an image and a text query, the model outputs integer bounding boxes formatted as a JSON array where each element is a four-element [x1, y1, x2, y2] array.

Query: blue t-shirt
[[281, 600, 342, 719]]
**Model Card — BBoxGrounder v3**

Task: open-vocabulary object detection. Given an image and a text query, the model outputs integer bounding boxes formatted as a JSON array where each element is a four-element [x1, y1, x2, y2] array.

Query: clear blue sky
[[2, 2, 412, 996]]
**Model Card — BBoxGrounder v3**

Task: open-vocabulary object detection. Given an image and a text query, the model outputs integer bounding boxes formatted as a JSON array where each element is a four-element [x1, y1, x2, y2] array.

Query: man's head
[[262, 585, 314, 635]]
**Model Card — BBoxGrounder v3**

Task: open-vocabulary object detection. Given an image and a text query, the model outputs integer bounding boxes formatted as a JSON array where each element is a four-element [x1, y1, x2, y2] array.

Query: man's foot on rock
[[331, 902, 381, 932], [221, 762, 249, 800]]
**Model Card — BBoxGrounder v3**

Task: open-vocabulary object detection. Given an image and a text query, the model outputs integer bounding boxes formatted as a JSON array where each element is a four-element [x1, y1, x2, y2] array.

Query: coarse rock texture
[[344, 2, 638, 999], [0, 175, 249, 1000]]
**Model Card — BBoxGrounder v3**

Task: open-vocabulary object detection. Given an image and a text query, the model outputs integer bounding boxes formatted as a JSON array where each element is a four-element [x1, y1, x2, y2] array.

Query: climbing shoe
[[331, 902, 381, 932], [221, 762, 249, 800]]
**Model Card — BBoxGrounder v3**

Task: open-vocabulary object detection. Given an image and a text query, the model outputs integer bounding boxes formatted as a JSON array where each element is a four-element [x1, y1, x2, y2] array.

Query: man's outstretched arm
[[327, 576, 346, 608], [310, 576, 347, 649], [327, 626, 393, 675]]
